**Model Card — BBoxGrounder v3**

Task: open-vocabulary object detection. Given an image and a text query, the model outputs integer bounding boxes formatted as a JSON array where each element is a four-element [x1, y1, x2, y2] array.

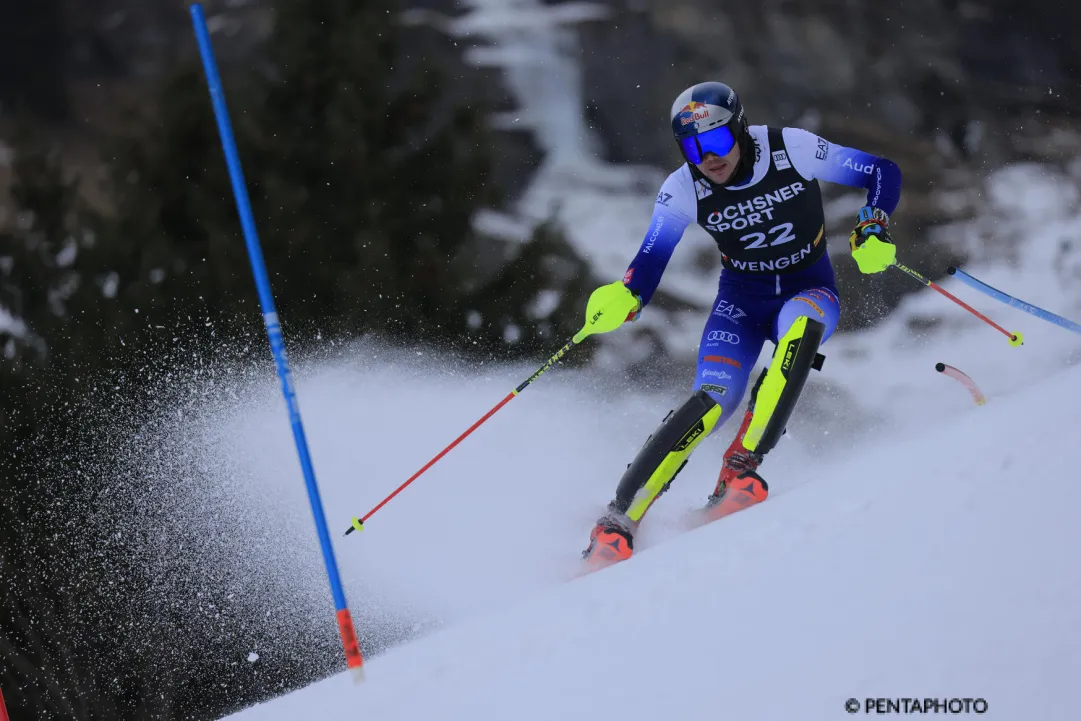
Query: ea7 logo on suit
[[713, 299, 747, 323], [815, 137, 828, 160]]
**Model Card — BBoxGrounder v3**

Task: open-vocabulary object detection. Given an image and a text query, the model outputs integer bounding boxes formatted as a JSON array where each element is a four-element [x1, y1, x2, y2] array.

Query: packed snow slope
[[223, 348, 1081, 720]]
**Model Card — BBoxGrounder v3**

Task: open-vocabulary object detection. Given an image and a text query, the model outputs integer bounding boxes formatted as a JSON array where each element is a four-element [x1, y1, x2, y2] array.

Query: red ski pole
[[890, 261, 1023, 347], [343, 336, 577, 536], [343, 281, 640, 536]]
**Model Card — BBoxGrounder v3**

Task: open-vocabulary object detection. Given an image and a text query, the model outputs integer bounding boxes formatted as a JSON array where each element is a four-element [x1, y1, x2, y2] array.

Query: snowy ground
[[218, 335, 1081, 721]]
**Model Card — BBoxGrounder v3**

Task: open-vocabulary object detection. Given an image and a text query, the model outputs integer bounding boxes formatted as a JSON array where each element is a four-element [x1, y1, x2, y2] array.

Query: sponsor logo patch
[[707, 330, 739, 344], [642, 214, 664, 253], [695, 178, 713, 200], [678, 101, 711, 128], [702, 181, 806, 234], [815, 137, 828, 160], [780, 339, 799, 375], [843, 157, 874, 174], [713, 299, 747, 323], [805, 288, 837, 305], [703, 355, 742, 369], [793, 295, 824, 316], [673, 419, 706, 451]]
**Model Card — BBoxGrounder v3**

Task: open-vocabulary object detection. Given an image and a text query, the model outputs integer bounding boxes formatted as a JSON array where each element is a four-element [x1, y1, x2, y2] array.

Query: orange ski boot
[[704, 467, 768, 522], [582, 513, 635, 570], [702, 409, 768, 522]]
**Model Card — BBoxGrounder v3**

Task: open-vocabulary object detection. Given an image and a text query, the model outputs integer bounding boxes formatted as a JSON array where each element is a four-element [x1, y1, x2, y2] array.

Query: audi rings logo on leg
[[707, 330, 740, 344]]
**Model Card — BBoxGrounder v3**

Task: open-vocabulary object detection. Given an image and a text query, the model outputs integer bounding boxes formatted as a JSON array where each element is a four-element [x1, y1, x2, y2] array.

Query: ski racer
[[582, 81, 902, 566]]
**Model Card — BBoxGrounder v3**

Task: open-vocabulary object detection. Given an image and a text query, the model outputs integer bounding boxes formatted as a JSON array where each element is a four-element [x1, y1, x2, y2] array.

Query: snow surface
[[220, 345, 1081, 721]]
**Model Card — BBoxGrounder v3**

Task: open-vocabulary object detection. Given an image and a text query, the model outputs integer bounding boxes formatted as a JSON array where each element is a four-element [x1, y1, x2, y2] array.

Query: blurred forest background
[[1, 0, 1079, 718]]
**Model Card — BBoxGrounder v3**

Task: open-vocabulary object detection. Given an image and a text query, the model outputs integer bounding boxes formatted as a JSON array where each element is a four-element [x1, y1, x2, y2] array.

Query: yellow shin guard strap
[[744, 315, 823, 453]]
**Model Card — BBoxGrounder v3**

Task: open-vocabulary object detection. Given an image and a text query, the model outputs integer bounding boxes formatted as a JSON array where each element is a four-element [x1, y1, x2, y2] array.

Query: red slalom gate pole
[[890, 262, 1024, 347], [936, 362, 987, 406]]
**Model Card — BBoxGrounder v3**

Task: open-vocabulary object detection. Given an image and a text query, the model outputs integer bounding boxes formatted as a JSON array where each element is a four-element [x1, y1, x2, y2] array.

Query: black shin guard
[[611, 390, 722, 521]]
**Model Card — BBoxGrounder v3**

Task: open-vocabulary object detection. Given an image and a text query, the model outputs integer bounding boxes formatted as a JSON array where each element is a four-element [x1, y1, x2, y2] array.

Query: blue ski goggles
[[678, 125, 737, 165]]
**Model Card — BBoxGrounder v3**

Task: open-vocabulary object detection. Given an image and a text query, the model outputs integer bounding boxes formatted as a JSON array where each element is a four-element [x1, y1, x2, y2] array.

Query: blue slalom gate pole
[[189, 3, 364, 671], [947, 266, 1081, 336]]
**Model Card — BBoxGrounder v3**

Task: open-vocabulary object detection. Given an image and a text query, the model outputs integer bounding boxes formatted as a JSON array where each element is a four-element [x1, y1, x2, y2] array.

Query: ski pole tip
[[1009, 331, 1024, 347], [935, 362, 946, 372]]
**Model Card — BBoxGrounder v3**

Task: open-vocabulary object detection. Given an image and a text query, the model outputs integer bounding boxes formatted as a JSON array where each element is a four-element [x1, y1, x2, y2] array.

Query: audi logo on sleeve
[[707, 331, 739, 344]]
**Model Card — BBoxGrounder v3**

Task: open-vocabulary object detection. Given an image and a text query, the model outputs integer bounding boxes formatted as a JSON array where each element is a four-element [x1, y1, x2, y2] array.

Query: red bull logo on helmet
[[679, 100, 710, 126]]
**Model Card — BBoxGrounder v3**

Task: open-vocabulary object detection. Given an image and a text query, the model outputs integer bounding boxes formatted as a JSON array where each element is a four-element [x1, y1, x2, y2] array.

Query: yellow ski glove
[[573, 281, 642, 343], [849, 206, 896, 274]]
